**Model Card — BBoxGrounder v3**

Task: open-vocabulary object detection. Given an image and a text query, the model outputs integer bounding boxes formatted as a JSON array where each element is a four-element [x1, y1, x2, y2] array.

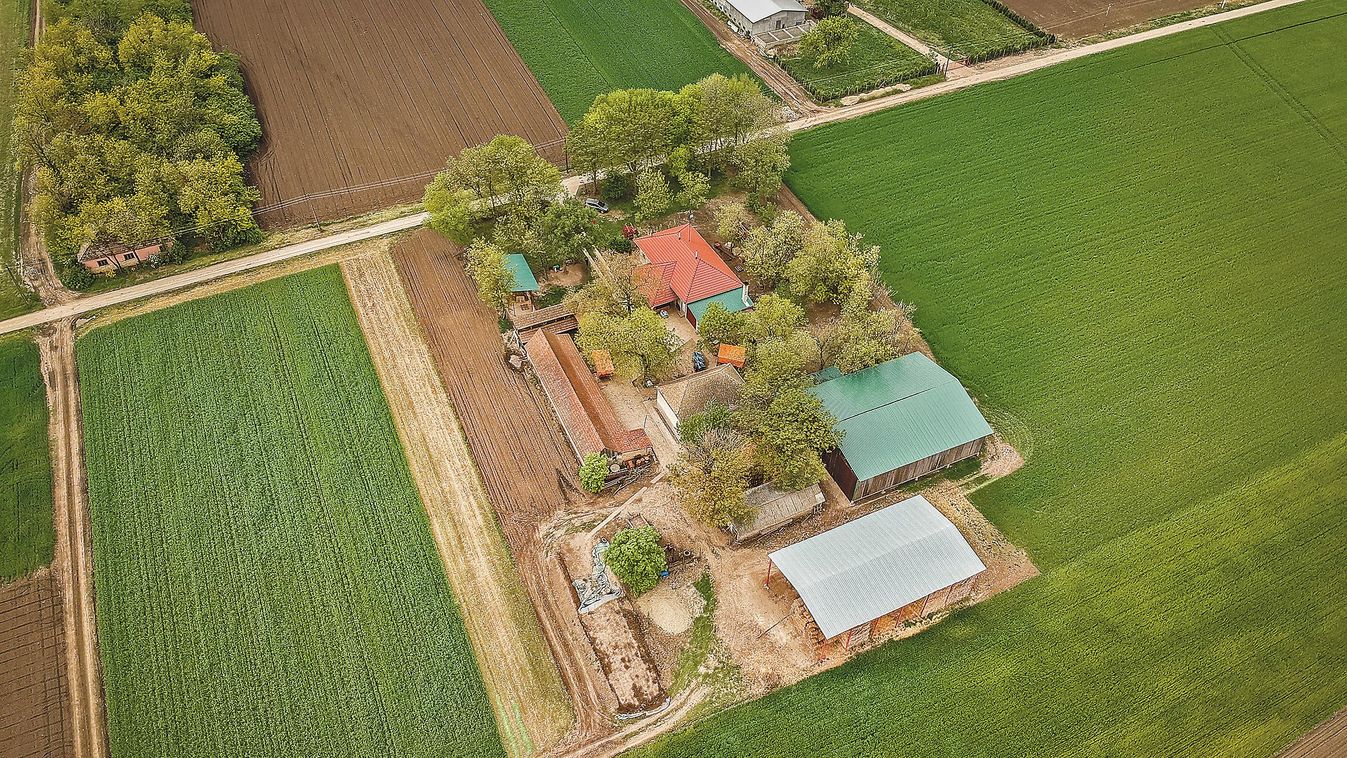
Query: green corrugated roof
[[504, 253, 538, 292], [687, 288, 751, 321], [808, 353, 993, 481]]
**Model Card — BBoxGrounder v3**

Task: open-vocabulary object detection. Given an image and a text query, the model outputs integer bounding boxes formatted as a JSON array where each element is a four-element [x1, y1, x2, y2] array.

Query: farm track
[[36, 322, 104, 758], [0, 568, 71, 758], [193, 0, 566, 227], [390, 230, 616, 747], [1009, 0, 1221, 37], [341, 250, 572, 756]]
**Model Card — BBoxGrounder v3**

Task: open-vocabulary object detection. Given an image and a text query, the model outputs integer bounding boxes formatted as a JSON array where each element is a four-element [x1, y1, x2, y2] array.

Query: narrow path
[[37, 322, 105, 758]]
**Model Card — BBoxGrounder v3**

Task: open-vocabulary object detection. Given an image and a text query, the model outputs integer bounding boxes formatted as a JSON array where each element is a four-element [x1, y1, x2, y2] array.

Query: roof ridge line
[[832, 378, 957, 423]]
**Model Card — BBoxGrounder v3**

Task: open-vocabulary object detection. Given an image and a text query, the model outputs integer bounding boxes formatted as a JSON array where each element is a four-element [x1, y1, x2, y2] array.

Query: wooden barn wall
[[850, 436, 988, 501]]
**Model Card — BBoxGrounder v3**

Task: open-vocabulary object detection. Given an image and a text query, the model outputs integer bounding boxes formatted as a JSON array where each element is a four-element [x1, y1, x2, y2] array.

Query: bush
[[579, 453, 609, 493], [610, 236, 635, 254], [602, 172, 634, 202], [604, 526, 666, 596]]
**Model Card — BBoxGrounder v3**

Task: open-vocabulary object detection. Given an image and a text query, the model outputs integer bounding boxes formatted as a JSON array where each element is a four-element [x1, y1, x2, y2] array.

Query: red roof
[[525, 331, 651, 458], [634, 224, 743, 307]]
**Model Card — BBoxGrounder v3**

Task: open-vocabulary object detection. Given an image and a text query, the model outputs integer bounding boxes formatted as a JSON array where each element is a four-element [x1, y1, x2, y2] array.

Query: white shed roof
[[726, 0, 806, 23], [769, 495, 985, 639]]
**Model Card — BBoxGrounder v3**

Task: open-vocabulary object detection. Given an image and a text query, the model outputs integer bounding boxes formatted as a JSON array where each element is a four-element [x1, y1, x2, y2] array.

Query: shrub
[[604, 526, 666, 596], [579, 453, 609, 493]]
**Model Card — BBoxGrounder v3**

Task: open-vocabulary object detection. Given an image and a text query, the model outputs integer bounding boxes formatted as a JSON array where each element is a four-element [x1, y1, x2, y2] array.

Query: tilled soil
[[1003, 0, 1212, 37], [0, 569, 72, 758], [390, 230, 615, 743], [341, 250, 572, 755], [193, 0, 567, 227]]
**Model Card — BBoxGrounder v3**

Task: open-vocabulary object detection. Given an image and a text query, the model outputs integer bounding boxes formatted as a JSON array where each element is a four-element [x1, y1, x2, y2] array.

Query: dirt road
[[391, 230, 616, 744], [36, 323, 105, 758], [0, 568, 71, 758], [341, 250, 572, 756]]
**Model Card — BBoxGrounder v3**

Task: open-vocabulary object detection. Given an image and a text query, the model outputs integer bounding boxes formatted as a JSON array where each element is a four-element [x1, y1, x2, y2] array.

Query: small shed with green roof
[[809, 353, 993, 500], [504, 253, 539, 292]]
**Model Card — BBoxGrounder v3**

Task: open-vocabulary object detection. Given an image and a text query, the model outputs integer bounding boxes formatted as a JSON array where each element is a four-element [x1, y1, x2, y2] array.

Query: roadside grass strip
[[0, 334, 52, 580], [634, 2, 1347, 756], [78, 267, 505, 757], [483, 0, 758, 123], [777, 19, 936, 100], [855, 0, 1048, 61], [0, 0, 36, 319]]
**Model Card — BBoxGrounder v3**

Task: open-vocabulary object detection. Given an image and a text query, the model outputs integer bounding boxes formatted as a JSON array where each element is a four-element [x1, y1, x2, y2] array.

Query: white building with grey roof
[[711, 0, 808, 37]]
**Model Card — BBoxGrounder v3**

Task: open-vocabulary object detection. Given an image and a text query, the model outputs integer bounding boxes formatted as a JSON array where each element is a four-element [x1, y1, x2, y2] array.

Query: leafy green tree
[[634, 170, 672, 224], [579, 453, 609, 493], [740, 210, 804, 288], [537, 198, 600, 268], [829, 297, 901, 373], [571, 88, 686, 178], [678, 400, 733, 447], [731, 136, 791, 208], [577, 307, 678, 382], [464, 239, 516, 314], [799, 17, 861, 68], [753, 386, 840, 490], [714, 201, 753, 244], [696, 302, 748, 349], [566, 251, 644, 317], [672, 430, 753, 527], [48, 0, 191, 40], [813, 0, 850, 17], [743, 293, 806, 345], [783, 219, 879, 305], [422, 181, 477, 244], [605, 526, 667, 596], [425, 135, 560, 227], [678, 73, 782, 174], [675, 170, 710, 208]]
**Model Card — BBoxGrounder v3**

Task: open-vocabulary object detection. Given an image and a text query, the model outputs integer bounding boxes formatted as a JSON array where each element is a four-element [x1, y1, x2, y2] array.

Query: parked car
[[584, 198, 609, 213]]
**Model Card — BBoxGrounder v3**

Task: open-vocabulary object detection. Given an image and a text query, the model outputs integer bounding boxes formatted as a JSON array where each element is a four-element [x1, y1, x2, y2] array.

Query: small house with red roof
[[634, 224, 751, 328]]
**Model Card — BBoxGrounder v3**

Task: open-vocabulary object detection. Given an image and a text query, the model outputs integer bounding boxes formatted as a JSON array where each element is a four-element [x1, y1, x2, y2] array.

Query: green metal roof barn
[[809, 353, 993, 500]]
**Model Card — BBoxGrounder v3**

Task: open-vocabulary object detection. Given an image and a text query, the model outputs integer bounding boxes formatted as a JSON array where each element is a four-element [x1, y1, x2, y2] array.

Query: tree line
[[14, 0, 263, 287]]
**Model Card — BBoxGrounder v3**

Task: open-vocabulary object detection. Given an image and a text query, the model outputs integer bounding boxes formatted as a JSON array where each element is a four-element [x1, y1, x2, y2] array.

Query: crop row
[[78, 267, 505, 758], [0, 335, 52, 581]]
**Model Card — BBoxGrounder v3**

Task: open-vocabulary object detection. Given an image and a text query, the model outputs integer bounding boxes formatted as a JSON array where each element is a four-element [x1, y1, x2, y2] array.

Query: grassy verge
[[79, 267, 504, 757], [482, 0, 758, 123], [855, 0, 1049, 61], [0, 0, 36, 320], [0, 333, 52, 581], [634, 2, 1347, 755], [777, 19, 936, 100]]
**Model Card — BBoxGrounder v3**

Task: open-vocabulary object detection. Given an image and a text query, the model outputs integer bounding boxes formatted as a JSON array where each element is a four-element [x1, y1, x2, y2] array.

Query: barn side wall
[[851, 436, 988, 501]]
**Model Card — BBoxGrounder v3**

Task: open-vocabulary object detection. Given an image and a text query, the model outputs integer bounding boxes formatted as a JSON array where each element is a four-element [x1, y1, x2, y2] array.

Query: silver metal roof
[[726, 0, 806, 23], [769, 495, 985, 639]]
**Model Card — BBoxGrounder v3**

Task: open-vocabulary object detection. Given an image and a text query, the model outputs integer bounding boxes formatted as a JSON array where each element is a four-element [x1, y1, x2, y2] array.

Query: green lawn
[[0, 0, 37, 320], [0, 334, 52, 581], [483, 0, 758, 123], [79, 267, 504, 757], [635, 2, 1347, 756], [855, 0, 1047, 60], [777, 18, 935, 100]]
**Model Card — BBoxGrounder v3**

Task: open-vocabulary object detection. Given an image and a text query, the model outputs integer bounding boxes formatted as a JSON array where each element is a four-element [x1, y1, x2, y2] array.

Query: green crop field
[[0, 334, 52, 581], [636, 2, 1347, 756], [79, 268, 504, 757], [483, 0, 757, 123], [0, 0, 37, 320], [855, 0, 1047, 60], [777, 18, 935, 100]]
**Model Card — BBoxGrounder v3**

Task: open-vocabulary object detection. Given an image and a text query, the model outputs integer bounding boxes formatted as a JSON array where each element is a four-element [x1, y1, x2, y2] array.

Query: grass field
[[777, 18, 935, 100], [635, 2, 1347, 756], [79, 267, 504, 757], [0, 0, 37, 320], [0, 334, 52, 581], [855, 0, 1047, 60], [483, 0, 757, 123]]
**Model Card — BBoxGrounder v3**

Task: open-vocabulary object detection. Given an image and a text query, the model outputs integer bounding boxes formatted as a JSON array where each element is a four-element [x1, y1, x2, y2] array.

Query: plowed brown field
[[0, 569, 71, 758], [391, 229, 614, 742], [193, 0, 566, 227], [1004, 0, 1209, 37]]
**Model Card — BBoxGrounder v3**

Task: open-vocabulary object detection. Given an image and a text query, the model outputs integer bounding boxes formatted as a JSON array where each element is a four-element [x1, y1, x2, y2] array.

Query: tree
[[675, 170, 710, 208], [604, 526, 667, 596], [672, 431, 753, 528], [714, 201, 752, 244], [425, 135, 561, 233], [571, 88, 686, 178], [696, 302, 748, 349], [678, 400, 733, 447], [783, 218, 879, 305], [799, 17, 861, 68], [634, 170, 672, 224], [576, 307, 678, 382], [743, 293, 806, 345], [536, 198, 600, 268], [566, 251, 644, 317], [678, 73, 782, 173], [464, 239, 515, 314], [422, 180, 477, 244], [753, 386, 840, 490], [813, 0, 850, 17], [735, 336, 814, 424], [48, 0, 191, 40], [829, 299, 901, 373], [579, 453, 609, 493], [730, 135, 791, 208]]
